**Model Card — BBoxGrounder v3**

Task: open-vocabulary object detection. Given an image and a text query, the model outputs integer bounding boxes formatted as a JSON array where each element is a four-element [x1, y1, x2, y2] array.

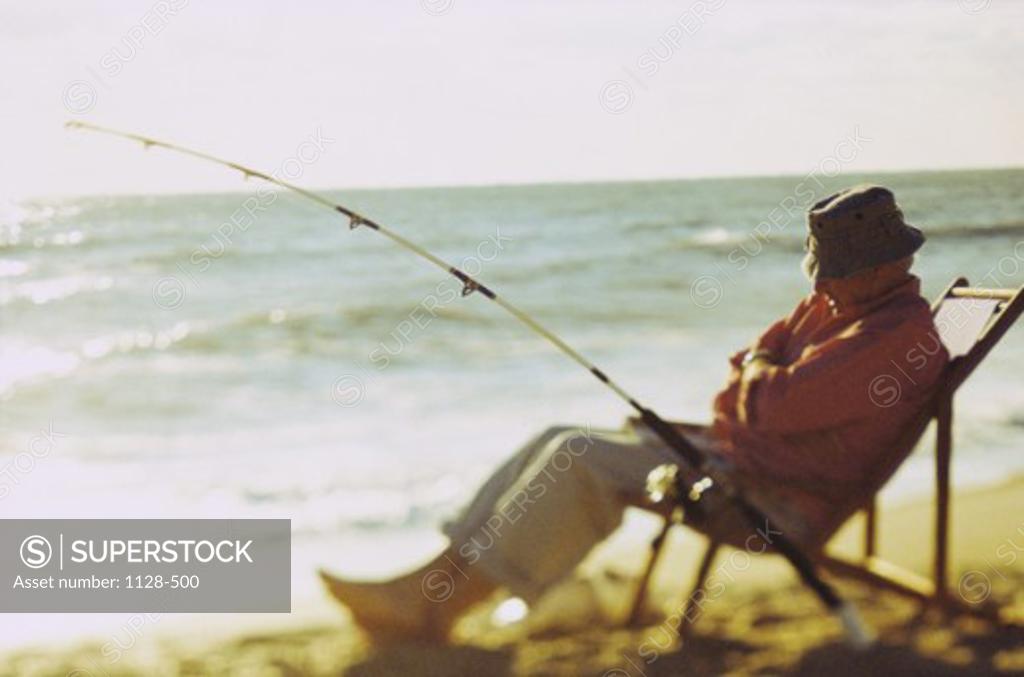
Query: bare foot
[[318, 569, 443, 643], [319, 549, 498, 643]]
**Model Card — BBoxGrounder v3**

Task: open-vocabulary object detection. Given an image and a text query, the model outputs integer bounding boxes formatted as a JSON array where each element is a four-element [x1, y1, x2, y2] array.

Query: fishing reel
[[645, 463, 714, 519]]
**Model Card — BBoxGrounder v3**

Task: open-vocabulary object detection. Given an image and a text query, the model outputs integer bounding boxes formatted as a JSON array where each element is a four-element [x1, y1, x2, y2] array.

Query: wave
[[0, 323, 192, 398], [0, 200, 86, 250], [239, 471, 470, 535], [0, 345, 81, 398], [624, 216, 710, 233], [0, 274, 113, 307], [169, 297, 704, 366], [0, 202, 82, 229], [128, 239, 252, 269], [0, 227, 88, 251], [661, 220, 1024, 255], [0, 259, 29, 278], [924, 221, 1024, 240]]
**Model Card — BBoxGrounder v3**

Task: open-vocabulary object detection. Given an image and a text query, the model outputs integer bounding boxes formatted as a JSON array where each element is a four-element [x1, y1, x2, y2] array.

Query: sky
[[0, 0, 1021, 199]]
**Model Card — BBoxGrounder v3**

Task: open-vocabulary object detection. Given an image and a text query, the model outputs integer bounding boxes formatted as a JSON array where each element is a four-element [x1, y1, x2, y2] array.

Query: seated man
[[320, 185, 949, 641]]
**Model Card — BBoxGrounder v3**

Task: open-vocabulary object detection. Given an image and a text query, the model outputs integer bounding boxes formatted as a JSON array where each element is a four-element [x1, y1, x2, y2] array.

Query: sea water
[[2, 168, 1023, 647]]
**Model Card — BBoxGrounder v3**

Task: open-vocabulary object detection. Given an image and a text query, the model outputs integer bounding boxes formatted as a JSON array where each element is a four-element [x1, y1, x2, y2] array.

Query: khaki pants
[[442, 424, 794, 602]]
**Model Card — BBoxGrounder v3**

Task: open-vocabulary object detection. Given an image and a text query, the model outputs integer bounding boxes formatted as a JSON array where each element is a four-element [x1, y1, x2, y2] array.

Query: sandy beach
[[4, 478, 1021, 677], [5, 1, 1022, 674]]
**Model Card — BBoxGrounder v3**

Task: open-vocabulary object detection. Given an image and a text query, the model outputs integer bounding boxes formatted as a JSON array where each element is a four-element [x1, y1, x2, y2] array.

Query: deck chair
[[628, 278, 1024, 629]]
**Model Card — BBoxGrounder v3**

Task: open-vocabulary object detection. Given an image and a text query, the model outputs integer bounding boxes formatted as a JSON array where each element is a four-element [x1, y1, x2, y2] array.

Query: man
[[319, 185, 948, 642]]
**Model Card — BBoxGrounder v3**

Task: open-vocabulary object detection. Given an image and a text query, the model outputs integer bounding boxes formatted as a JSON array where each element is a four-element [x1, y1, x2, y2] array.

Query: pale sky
[[1, 0, 1021, 199]]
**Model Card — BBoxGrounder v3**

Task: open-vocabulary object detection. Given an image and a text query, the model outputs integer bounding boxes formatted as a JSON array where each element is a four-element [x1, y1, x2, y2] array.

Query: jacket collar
[[821, 275, 922, 320]]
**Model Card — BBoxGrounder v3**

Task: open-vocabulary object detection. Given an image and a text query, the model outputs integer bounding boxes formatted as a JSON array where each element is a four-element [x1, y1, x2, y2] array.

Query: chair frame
[[629, 278, 1024, 630]]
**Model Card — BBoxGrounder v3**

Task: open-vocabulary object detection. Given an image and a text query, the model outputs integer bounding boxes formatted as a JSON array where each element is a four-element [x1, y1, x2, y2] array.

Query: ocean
[[2, 168, 1023, 644]]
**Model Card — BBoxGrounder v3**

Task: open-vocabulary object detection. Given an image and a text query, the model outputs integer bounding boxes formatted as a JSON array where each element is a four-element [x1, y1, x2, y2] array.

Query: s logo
[[20, 535, 52, 569]]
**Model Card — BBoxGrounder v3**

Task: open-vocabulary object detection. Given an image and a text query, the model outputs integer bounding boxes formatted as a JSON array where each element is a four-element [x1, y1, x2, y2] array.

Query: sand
[[3, 479, 1022, 676]]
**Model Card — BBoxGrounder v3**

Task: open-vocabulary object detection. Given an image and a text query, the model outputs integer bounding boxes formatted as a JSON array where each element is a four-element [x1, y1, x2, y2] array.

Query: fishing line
[[66, 120, 872, 644]]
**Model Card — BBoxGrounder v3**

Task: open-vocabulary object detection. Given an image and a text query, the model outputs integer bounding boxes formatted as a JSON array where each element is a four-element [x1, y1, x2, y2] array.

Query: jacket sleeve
[[751, 294, 814, 360], [738, 321, 927, 434], [718, 295, 814, 421]]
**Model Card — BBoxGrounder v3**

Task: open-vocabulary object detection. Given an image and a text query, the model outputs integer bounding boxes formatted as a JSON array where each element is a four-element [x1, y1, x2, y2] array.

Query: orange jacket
[[711, 276, 948, 536]]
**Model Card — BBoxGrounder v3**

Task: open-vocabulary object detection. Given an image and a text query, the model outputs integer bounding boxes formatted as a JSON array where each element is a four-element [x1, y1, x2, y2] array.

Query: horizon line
[[21, 162, 1024, 203]]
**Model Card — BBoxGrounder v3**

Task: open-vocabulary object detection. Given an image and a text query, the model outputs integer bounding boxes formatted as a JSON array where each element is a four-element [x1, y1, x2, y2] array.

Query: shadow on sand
[[343, 643, 513, 677], [340, 619, 1023, 677]]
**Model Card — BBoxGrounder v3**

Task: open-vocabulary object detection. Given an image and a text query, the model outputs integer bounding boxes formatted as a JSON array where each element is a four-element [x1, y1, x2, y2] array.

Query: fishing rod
[[65, 120, 872, 645]]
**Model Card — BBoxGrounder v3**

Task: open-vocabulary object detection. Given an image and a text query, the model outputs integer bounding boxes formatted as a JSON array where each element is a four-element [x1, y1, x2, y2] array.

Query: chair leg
[[679, 539, 721, 637], [627, 518, 672, 626], [864, 498, 877, 559], [817, 552, 1013, 625], [934, 396, 953, 602]]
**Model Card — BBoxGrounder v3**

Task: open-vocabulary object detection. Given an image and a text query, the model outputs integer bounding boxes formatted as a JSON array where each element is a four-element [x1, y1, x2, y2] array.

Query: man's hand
[[740, 349, 776, 383], [715, 347, 776, 423], [728, 348, 749, 370], [736, 349, 777, 426]]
